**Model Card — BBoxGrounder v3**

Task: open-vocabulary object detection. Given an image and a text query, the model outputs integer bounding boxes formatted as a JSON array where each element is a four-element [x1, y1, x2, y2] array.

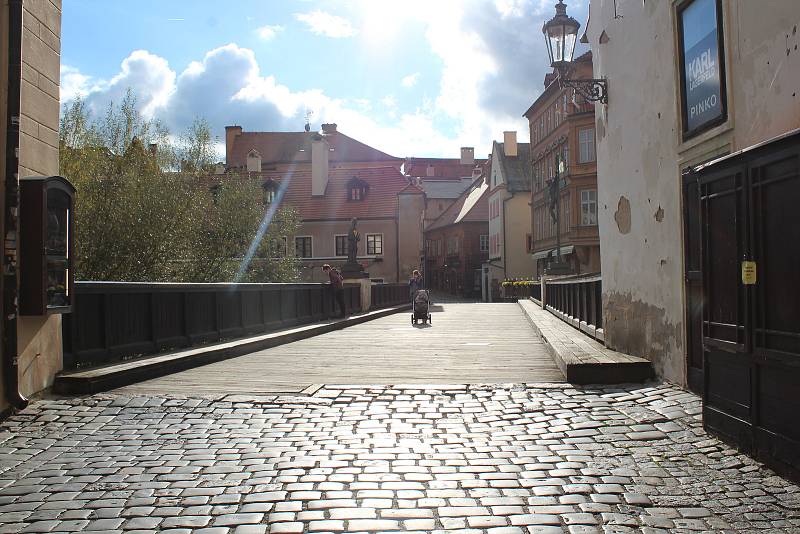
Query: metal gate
[[685, 130, 800, 480]]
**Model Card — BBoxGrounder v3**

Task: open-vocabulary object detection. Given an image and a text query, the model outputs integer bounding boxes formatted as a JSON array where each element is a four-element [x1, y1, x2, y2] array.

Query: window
[[578, 128, 596, 163], [295, 236, 312, 258], [447, 236, 459, 256], [581, 190, 598, 226], [366, 234, 383, 255], [678, 0, 726, 139], [480, 234, 489, 252], [347, 177, 369, 201], [335, 235, 348, 257], [561, 192, 571, 234], [269, 236, 288, 257]]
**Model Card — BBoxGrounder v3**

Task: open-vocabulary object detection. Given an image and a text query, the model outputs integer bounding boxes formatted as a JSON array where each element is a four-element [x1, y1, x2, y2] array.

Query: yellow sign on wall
[[742, 261, 757, 285]]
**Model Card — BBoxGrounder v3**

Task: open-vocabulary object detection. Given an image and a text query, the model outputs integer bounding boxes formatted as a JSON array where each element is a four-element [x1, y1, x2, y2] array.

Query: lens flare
[[233, 165, 295, 284]]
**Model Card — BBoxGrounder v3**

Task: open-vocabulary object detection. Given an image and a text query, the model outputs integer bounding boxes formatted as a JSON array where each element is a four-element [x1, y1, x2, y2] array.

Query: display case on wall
[[20, 176, 76, 316]]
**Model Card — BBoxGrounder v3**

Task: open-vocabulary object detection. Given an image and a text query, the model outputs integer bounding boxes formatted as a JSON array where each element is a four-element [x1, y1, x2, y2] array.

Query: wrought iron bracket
[[560, 77, 608, 104]]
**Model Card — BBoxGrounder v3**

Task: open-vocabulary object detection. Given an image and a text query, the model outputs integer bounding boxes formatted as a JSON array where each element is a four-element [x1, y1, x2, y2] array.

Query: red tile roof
[[233, 166, 408, 220], [426, 177, 490, 231], [404, 157, 488, 179], [228, 131, 400, 168], [398, 182, 425, 194]]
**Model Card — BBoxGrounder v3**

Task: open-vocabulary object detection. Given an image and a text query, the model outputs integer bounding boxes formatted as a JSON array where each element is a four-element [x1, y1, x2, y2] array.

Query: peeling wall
[[586, 0, 800, 385]]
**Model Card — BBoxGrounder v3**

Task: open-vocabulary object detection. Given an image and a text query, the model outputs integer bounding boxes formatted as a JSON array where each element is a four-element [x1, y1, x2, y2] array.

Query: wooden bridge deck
[[116, 302, 564, 397]]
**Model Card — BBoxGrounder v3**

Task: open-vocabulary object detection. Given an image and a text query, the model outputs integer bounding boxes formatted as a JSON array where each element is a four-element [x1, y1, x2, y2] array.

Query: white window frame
[[579, 127, 596, 163], [366, 233, 383, 256], [480, 234, 489, 253], [581, 189, 598, 226], [294, 236, 313, 258], [334, 234, 348, 257]]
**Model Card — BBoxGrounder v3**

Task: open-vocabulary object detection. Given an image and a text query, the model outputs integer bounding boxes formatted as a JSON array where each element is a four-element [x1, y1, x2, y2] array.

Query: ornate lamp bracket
[[559, 76, 608, 104]]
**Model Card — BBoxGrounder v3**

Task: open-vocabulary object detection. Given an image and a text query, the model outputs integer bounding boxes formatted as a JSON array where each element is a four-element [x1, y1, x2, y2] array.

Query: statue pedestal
[[344, 277, 372, 313], [341, 262, 368, 279]]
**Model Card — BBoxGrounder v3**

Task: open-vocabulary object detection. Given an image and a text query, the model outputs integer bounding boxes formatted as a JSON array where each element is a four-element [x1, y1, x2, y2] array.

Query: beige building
[[585, 0, 800, 387], [1, 0, 64, 414], [485, 132, 536, 300]]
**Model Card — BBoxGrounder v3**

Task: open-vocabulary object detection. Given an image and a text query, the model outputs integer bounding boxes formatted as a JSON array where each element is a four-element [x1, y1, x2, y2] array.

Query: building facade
[[1, 0, 64, 414], [524, 52, 601, 278], [485, 132, 536, 301], [424, 177, 490, 298], [586, 0, 800, 477]]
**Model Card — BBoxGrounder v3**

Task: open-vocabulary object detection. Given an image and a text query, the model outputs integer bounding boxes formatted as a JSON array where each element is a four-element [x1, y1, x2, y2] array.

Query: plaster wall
[[295, 219, 399, 283], [397, 192, 425, 282], [504, 193, 537, 278], [586, 0, 800, 384]]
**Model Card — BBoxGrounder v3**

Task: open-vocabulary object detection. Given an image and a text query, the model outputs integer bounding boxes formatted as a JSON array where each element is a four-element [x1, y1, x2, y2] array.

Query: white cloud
[[401, 72, 420, 88], [256, 24, 283, 40], [60, 65, 93, 102], [295, 10, 355, 38]]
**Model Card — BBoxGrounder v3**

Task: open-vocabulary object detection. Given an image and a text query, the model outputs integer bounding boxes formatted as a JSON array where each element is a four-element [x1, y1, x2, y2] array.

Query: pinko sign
[[679, 0, 725, 136]]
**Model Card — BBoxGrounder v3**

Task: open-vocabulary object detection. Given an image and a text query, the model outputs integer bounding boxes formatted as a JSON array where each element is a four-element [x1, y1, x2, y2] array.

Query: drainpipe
[[502, 193, 509, 277], [3, 0, 28, 410]]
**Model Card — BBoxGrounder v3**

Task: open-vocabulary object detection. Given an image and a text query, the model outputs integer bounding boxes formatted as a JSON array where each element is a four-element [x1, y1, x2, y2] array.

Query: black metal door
[[695, 131, 800, 481]]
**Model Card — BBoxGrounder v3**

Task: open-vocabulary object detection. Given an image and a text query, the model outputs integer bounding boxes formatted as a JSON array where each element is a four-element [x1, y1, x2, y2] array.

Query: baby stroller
[[411, 289, 432, 325]]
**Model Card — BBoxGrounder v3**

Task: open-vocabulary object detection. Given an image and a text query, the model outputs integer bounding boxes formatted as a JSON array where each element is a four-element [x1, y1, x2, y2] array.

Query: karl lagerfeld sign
[[680, 0, 725, 135]]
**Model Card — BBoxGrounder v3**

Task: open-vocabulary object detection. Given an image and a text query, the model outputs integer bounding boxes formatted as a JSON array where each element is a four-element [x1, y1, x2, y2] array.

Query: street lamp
[[547, 154, 571, 275], [542, 0, 608, 104]]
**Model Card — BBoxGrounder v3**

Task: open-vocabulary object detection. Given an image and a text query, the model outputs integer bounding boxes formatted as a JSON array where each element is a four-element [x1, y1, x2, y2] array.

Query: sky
[[61, 0, 589, 160]]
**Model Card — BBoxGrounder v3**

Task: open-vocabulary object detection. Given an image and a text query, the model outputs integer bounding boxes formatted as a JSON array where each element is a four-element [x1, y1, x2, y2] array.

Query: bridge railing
[[63, 281, 360, 370], [543, 274, 603, 341], [371, 283, 408, 309]]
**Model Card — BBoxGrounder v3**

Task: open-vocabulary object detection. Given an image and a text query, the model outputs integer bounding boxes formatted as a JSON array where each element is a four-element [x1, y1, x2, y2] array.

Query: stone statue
[[347, 217, 360, 264]]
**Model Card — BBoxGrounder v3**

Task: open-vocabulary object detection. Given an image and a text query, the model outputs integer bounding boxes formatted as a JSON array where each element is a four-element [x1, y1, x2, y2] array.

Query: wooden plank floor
[[116, 303, 564, 396]]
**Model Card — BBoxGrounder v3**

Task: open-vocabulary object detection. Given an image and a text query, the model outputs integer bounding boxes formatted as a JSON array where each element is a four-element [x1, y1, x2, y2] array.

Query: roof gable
[[228, 130, 400, 168], [426, 177, 490, 231]]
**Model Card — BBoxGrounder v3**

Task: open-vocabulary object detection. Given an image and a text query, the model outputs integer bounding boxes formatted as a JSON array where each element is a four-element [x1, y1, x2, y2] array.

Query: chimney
[[472, 165, 482, 178], [503, 131, 518, 157], [225, 125, 242, 167], [321, 123, 338, 135], [247, 150, 262, 172], [311, 134, 330, 196], [426, 164, 435, 177], [460, 147, 474, 166]]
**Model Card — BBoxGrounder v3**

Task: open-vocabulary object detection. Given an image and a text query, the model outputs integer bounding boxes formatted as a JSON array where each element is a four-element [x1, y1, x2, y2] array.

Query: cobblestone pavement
[[1, 383, 799, 533]]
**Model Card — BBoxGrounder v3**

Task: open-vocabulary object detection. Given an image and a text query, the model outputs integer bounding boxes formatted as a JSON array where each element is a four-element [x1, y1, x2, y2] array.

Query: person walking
[[409, 269, 423, 302], [323, 264, 346, 318]]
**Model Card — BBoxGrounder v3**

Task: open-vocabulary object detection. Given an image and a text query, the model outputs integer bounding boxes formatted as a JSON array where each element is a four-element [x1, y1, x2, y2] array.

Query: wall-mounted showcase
[[20, 176, 76, 316]]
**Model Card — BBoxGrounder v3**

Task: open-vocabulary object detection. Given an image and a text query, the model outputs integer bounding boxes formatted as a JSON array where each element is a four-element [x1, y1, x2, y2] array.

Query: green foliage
[[60, 90, 300, 283]]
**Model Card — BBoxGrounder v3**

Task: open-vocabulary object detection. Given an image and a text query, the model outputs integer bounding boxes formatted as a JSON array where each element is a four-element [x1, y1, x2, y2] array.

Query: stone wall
[[14, 0, 63, 400]]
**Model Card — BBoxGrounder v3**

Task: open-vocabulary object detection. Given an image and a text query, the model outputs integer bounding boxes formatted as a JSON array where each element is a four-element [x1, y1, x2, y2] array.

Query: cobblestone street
[[1, 383, 799, 533]]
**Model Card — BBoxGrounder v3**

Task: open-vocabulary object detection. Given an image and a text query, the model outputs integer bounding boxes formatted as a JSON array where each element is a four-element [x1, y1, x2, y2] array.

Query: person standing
[[323, 264, 346, 318], [409, 269, 423, 301]]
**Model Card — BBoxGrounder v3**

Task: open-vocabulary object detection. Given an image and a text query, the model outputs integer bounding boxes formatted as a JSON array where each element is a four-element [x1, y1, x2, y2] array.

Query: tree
[[59, 90, 300, 283]]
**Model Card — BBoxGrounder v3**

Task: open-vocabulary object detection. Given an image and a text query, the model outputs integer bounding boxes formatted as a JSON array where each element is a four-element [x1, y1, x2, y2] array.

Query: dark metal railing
[[544, 274, 603, 331], [63, 281, 361, 369], [371, 283, 409, 309]]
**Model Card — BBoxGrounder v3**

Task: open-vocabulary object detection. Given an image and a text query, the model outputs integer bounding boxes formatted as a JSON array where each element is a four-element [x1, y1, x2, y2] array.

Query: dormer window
[[262, 179, 278, 205], [347, 177, 369, 201]]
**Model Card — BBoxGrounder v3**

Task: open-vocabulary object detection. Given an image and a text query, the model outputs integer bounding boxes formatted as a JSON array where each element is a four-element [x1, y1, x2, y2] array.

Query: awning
[[531, 245, 574, 261]]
